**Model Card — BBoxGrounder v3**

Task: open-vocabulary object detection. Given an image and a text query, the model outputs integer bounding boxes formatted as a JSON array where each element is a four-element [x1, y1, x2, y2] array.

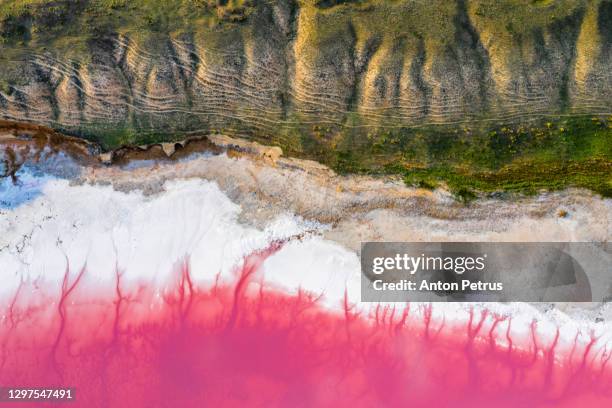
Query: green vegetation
[[282, 115, 612, 199], [0, 0, 257, 50], [0, 0, 256, 28], [0, 0, 593, 51]]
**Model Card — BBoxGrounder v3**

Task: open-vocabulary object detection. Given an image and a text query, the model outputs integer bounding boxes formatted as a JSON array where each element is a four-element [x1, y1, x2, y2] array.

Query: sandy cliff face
[[0, 0, 610, 145]]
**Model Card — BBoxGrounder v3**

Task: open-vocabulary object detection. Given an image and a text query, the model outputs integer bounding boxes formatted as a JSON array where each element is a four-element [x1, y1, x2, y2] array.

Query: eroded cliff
[[0, 0, 609, 144]]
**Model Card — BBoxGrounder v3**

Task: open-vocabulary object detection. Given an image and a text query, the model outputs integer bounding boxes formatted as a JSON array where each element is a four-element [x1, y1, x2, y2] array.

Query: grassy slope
[[0, 0, 610, 198], [0, 0, 591, 59], [286, 115, 612, 199]]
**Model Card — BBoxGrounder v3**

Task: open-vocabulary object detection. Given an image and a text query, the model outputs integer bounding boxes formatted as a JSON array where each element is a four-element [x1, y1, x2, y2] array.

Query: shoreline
[[2, 120, 609, 251]]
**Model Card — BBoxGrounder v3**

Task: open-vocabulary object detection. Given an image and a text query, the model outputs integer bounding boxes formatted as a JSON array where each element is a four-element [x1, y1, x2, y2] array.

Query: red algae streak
[[0, 247, 611, 408]]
